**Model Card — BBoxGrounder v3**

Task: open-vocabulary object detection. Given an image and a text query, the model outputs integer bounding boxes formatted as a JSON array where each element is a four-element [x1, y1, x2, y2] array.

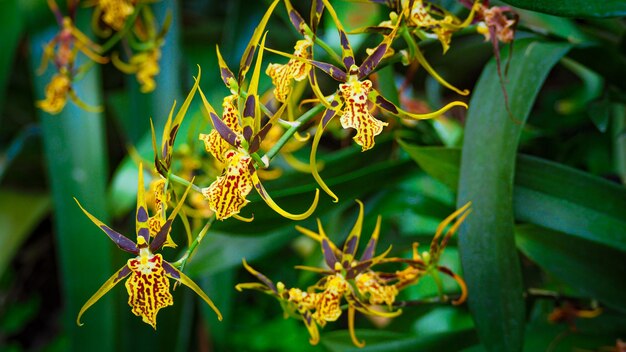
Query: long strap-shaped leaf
[[456, 39, 570, 351]]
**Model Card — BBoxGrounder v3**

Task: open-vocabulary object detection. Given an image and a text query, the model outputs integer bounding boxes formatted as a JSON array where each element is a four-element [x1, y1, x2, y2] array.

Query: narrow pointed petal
[[371, 89, 468, 120], [135, 164, 151, 245], [238, 0, 280, 84], [358, 24, 399, 79], [301, 309, 320, 345], [251, 173, 319, 220], [294, 265, 335, 275], [436, 265, 468, 305], [413, 48, 470, 96], [310, 119, 339, 202], [216, 45, 236, 88], [163, 261, 223, 321], [348, 305, 366, 348], [235, 282, 276, 294], [198, 86, 241, 148], [359, 215, 382, 262], [248, 32, 268, 97], [310, 0, 325, 33], [343, 200, 364, 257], [347, 293, 402, 318], [265, 47, 347, 82], [285, 0, 306, 34], [241, 258, 277, 293], [160, 66, 201, 168], [321, 0, 355, 69], [74, 198, 138, 254], [77, 265, 131, 326], [150, 180, 194, 252], [431, 201, 472, 262]]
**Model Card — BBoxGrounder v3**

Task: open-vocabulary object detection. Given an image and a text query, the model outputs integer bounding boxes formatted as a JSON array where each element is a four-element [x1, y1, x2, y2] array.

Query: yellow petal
[[166, 263, 223, 321], [251, 173, 319, 220], [77, 265, 131, 326]]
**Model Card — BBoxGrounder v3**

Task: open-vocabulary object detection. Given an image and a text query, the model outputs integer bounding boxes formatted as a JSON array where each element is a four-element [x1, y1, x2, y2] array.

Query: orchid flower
[[111, 7, 171, 93], [75, 164, 222, 328], [382, 201, 472, 304], [86, 0, 135, 34], [293, 200, 402, 347], [267, 0, 467, 201], [236, 260, 321, 345], [37, 0, 108, 114], [197, 0, 319, 221]]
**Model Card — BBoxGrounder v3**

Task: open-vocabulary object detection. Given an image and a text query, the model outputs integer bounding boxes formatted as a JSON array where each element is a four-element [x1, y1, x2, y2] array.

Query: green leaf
[[31, 20, 115, 351], [456, 39, 570, 351], [0, 0, 23, 113], [500, 0, 626, 18], [0, 190, 50, 278], [321, 329, 477, 352], [516, 224, 626, 312], [399, 145, 626, 253]]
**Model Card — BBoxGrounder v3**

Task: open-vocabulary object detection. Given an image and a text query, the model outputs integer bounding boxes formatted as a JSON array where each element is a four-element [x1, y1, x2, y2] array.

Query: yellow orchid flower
[[75, 164, 222, 328]]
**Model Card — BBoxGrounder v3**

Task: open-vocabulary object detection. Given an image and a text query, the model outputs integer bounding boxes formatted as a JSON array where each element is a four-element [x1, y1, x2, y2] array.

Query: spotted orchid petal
[[202, 151, 253, 220], [265, 47, 348, 83], [149, 177, 194, 252], [147, 180, 176, 249], [74, 198, 138, 254], [357, 21, 400, 79], [339, 79, 388, 151], [251, 172, 319, 221], [199, 95, 242, 162], [124, 253, 173, 329], [77, 265, 132, 326], [370, 88, 468, 120], [162, 261, 223, 320], [238, 0, 280, 85], [266, 39, 313, 103], [197, 85, 241, 149]]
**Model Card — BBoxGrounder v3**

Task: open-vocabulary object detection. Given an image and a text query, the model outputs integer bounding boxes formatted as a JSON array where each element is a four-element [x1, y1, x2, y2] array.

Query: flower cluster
[[237, 201, 471, 346], [70, 0, 515, 341], [37, 0, 170, 114]]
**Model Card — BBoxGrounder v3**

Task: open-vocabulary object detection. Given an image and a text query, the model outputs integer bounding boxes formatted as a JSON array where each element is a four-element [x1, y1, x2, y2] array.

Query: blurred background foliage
[[1, 0, 625, 351]]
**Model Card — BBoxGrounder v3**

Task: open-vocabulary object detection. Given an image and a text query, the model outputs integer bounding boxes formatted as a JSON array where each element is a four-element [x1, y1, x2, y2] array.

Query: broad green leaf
[[0, 0, 23, 113], [516, 224, 626, 312], [31, 20, 115, 351], [0, 190, 49, 277], [399, 145, 626, 252], [321, 329, 477, 352], [456, 39, 570, 351], [500, 0, 626, 18]]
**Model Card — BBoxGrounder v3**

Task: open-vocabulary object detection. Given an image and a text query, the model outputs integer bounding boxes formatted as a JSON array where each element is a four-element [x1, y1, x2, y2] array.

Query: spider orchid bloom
[[294, 200, 402, 347], [36, 68, 104, 114], [75, 165, 222, 328], [384, 202, 472, 305], [150, 66, 201, 177], [265, 0, 324, 103], [267, 0, 467, 202], [236, 260, 321, 345], [86, 0, 135, 34], [38, 0, 109, 74], [112, 9, 171, 93], [197, 8, 319, 221]]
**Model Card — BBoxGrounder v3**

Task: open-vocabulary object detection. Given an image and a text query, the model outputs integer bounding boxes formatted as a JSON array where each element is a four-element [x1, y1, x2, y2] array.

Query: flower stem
[[263, 103, 325, 161], [172, 216, 215, 271], [168, 172, 203, 193]]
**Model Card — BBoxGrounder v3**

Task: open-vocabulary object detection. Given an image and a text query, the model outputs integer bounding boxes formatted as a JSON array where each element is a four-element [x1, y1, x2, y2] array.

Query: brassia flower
[[196, 1, 319, 221], [265, 0, 324, 103], [267, 0, 467, 202], [37, 0, 108, 114], [75, 164, 222, 328], [86, 0, 135, 34], [382, 201, 472, 304], [111, 7, 171, 93], [236, 260, 321, 345], [293, 200, 402, 347]]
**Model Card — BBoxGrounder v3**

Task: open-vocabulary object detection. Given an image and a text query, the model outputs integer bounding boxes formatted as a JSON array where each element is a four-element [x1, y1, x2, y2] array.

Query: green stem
[[263, 103, 325, 161], [168, 172, 203, 193], [171, 216, 215, 271]]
